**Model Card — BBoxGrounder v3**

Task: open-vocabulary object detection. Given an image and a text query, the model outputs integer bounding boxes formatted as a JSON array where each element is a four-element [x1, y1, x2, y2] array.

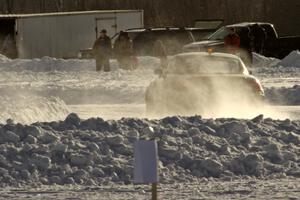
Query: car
[[78, 27, 217, 58], [113, 27, 218, 56], [145, 52, 264, 116]]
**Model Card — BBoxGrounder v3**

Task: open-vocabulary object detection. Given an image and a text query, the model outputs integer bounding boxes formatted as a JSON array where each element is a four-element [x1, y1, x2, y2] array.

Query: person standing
[[224, 27, 241, 55], [251, 24, 267, 54], [93, 29, 112, 72], [114, 31, 134, 70]]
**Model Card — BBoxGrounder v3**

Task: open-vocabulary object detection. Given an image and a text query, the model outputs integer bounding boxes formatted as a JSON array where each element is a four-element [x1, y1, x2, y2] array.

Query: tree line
[[0, 0, 299, 35]]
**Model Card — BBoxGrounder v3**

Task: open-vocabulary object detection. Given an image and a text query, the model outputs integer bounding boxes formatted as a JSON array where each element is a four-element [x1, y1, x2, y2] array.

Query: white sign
[[134, 140, 159, 184]]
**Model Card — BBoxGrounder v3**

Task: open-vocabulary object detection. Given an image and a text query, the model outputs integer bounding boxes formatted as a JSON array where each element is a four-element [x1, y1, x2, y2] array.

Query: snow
[[278, 50, 300, 68], [0, 52, 300, 198], [252, 52, 280, 68], [0, 53, 10, 62], [0, 94, 69, 124], [0, 56, 159, 122], [252, 50, 300, 69], [0, 51, 300, 123], [0, 55, 159, 72], [0, 114, 299, 188]]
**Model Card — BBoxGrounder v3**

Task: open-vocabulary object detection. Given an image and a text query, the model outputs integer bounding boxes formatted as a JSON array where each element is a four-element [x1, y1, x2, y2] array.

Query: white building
[[0, 10, 144, 58]]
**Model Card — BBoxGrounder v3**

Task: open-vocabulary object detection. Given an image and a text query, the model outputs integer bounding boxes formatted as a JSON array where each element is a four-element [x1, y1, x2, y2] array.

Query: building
[[0, 10, 144, 58]]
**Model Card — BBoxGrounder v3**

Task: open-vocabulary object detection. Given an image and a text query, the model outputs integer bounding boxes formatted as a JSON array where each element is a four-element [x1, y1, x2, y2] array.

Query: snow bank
[[0, 54, 10, 62], [278, 50, 300, 68], [265, 85, 300, 105], [253, 51, 300, 69], [252, 52, 280, 68], [0, 57, 95, 72], [0, 56, 159, 72], [0, 114, 299, 187], [0, 94, 70, 124]]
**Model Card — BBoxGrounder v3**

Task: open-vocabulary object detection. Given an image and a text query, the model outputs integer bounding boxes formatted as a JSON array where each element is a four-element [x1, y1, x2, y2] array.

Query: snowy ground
[[1, 51, 300, 123], [1, 178, 299, 199], [0, 51, 300, 199], [0, 56, 158, 123], [0, 114, 299, 199]]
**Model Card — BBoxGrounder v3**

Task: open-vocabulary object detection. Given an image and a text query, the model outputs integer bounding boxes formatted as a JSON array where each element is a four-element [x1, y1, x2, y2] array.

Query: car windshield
[[111, 31, 140, 41], [191, 30, 214, 41], [167, 55, 243, 74], [207, 26, 230, 40]]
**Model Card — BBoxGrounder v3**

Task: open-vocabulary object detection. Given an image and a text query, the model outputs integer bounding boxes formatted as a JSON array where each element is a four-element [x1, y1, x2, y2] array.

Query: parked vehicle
[[183, 22, 300, 62], [79, 26, 218, 59], [114, 27, 218, 56], [145, 52, 264, 116]]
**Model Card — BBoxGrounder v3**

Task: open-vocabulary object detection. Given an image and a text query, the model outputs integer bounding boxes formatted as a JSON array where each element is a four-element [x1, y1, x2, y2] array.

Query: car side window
[[208, 27, 229, 40]]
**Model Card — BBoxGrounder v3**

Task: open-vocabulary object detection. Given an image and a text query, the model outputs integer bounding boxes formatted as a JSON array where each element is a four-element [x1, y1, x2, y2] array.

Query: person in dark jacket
[[114, 31, 135, 70], [224, 27, 241, 55], [93, 29, 112, 72], [251, 24, 267, 54]]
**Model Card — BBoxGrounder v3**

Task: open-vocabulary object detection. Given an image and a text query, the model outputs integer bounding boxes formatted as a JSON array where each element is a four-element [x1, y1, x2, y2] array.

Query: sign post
[[152, 183, 157, 200], [134, 140, 159, 199]]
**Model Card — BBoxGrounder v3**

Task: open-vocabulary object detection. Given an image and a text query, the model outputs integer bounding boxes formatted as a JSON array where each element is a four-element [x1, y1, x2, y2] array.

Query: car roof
[[226, 22, 273, 28], [125, 27, 214, 33], [174, 52, 241, 60]]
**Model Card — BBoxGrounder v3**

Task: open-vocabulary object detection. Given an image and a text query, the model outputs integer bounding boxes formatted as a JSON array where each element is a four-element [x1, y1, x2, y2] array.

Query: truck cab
[[183, 22, 300, 61]]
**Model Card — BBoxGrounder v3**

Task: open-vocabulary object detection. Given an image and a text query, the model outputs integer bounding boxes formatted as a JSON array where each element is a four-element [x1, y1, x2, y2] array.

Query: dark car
[[113, 27, 217, 56], [78, 27, 217, 58], [78, 27, 216, 58]]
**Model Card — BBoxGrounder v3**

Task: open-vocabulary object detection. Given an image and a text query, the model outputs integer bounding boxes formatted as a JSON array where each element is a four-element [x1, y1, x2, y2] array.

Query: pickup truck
[[183, 22, 300, 61]]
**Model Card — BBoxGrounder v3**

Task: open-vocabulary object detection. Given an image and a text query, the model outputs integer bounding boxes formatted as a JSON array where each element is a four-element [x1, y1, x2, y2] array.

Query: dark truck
[[78, 20, 224, 59], [183, 22, 300, 62], [127, 27, 216, 56], [79, 27, 218, 58]]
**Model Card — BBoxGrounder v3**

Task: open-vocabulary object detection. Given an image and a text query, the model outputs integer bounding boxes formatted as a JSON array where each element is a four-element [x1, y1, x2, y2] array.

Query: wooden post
[[152, 183, 157, 200]]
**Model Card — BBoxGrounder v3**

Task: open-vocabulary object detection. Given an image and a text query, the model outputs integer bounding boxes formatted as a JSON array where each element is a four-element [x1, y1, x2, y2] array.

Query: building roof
[[0, 10, 143, 19]]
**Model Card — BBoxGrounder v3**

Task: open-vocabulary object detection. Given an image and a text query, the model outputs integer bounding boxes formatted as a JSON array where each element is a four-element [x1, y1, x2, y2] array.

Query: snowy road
[[69, 104, 146, 119], [1, 51, 300, 123]]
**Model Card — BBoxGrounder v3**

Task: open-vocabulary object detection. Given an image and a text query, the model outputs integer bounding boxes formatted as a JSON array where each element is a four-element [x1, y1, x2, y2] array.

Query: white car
[[145, 52, 264, 116]]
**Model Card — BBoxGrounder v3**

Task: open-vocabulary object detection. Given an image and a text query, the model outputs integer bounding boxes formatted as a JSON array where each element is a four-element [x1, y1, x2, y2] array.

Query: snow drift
[[0, 56, 159, 72], [0, 94, 69, 124], [278, 50, 300, 68], [252, 52, 280, 68], [253, 50, 300, 68], [0, 114, 299, 187]]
